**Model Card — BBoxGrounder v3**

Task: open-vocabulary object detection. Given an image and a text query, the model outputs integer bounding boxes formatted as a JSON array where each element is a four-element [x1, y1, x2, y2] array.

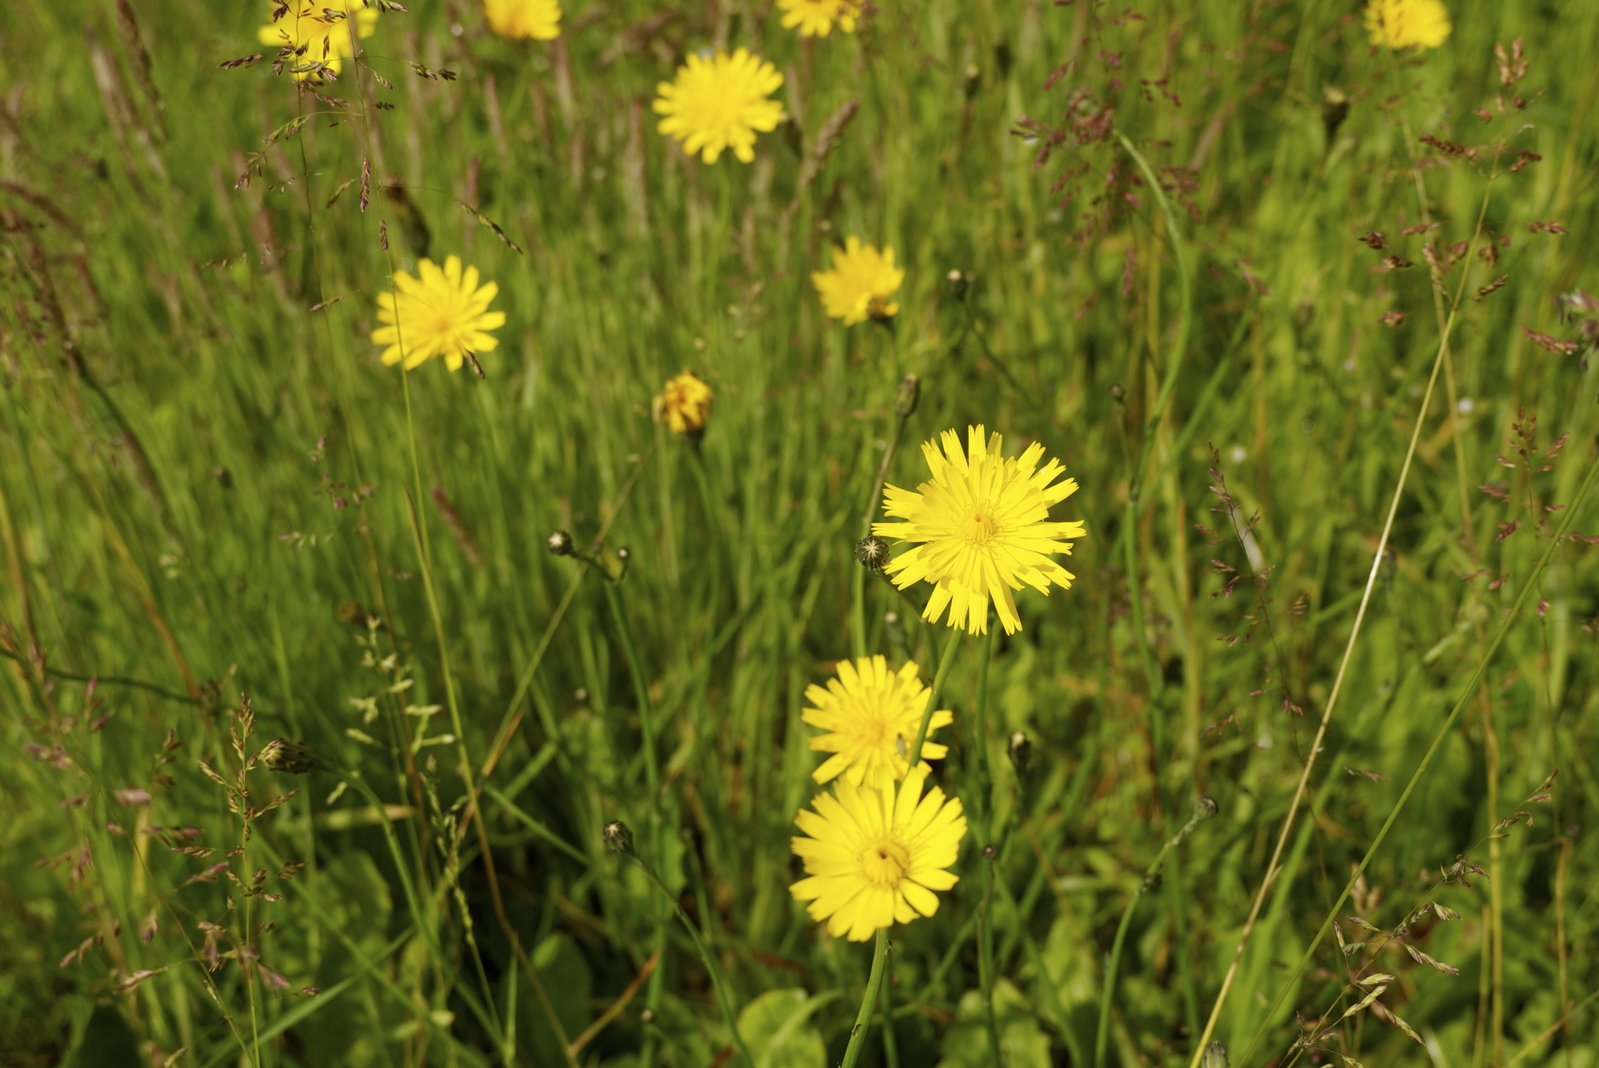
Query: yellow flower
[[791, 768, 966, 942], [803, 656, 951, 789], [258, 0, 378, 83], [1364, 0, 1451, 49], [778, 0, 860, 38], [371, 256, 506, 372], [652, 370, 713, 437], [812, 237, 903, 326], [653, 48, 785, 165], [873, 426, 1086, 636], [483, 0, 560, 40]]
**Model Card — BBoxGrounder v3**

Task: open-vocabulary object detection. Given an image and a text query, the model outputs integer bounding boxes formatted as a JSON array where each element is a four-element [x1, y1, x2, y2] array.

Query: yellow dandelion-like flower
[[1364, 0, 1451, 50], [777, 0, 860, 38], [803, 656, 951, 789], [371, 256, 506, 372], [652, 370, 713, 437], [790, 767, 966, 942], [873, 425, 1086, 636], [653, 48, 785, 165], [812, 237, 904, 326], [258, 0, 379, 83], [483, 0, 560, 40]]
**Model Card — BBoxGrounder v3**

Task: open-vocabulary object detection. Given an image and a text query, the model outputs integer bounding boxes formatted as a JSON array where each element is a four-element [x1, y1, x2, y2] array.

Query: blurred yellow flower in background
[[874, 425, 1086, 636], [652, 370, 713, 437], [803, 656, 951, 789], [778, 0, 861, 38], [812, 237, 903, 325], [483, 0, 561, 41], [258, 0, 378, 82], [371, 256, 506, 372], [790, 768, 966, 941], [653, 49, 785, 164], [1364, 0, 1451, 49]]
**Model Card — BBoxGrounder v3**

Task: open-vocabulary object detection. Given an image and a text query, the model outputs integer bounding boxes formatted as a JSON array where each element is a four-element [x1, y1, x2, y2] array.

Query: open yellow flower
[[812, 237, 903, 326], [371, 256, 506, 372], [790, 767, 966, 942], [778, 0, 860, 38], [653, 48, 785, 164], [483, 0, 560, 40], [652, 370, 713, 437], [803, 656, 951, 789], [1364, 0, 1450, 49], [873, 426, 1086, 636], [258, 0, 378, 83]]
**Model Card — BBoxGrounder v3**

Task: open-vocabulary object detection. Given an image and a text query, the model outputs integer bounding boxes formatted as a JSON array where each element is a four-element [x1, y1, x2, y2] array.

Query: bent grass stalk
[[1186, 169, 1499, 1065], [1241, 452, 1599, 1064]]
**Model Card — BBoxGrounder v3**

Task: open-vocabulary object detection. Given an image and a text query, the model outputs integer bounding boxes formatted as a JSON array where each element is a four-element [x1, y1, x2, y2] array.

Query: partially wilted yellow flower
[[803, 656, 951, 789], [653, 48, 785, 164], [873, 426, 1086, 636], [790, 767, 966, 942], [652, 370, 713, 437], [1364, 0, 1451, 50], [258, 0, 379, 83], [812, 237, 903, 326], [371, 256, 506, 372], [778, 0, 860, 38], [483, 0, 560, 40]]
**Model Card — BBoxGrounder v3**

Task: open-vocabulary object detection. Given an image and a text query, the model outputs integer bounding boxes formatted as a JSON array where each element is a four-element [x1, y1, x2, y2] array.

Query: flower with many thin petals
[[1364, 0, 1450, 49], [803, 656, 951, 789], [258, 0, 378, 83], [790, 767, 966, 941], [812, 237, 903, 326], [371, 256, 506, 372], [483, 0, 561, 40], [653, 370, 713, 437], [778, 0, 860, 38], [653, 48, 785, 164], [873, 425, 1086, 636]]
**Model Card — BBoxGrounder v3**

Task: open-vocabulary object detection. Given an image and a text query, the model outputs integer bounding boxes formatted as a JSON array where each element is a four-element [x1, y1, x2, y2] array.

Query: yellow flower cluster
[[790, 657, 966, 942]]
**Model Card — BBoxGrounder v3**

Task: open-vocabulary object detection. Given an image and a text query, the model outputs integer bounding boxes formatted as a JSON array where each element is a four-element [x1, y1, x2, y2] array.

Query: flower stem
[[1094, 802, 1212, 1068], [840, 930, 892, 1068], [599, 578, 670, 1068], [908, 626, 961, 766], [627, 850, 756, 1068]]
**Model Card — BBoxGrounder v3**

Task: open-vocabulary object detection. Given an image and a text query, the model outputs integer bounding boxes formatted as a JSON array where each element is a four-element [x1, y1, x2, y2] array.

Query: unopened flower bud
[[547, 530, 574, 556], [603, 819, 636, 857], [1321, 86, 1349, 144], [946, 269, 970, 300], [1007, 731, 1032, 778], [895, 373, 921, 417], [856, 536, 889, 571], [1201, 1041, 1230, 1068], [260, 739, 318, 775], [1193, 794, 1219, 822]]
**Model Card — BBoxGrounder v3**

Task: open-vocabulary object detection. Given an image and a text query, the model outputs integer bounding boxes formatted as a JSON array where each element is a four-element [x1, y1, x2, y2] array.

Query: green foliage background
[[3, 1, 1598, 1065]]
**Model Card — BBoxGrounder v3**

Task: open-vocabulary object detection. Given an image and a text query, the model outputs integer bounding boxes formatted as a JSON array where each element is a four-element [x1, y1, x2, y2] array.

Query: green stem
[[599, 577, 669, 1068], [1095, 803, 1212, 1068], [840, 930, 892, 1068], [628, 851, 756, 1068], [908, 628, 962, 767]]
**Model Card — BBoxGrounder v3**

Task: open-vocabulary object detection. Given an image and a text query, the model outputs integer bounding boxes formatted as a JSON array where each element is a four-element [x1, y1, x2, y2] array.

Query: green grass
[[4, 1, 1599, 1065]]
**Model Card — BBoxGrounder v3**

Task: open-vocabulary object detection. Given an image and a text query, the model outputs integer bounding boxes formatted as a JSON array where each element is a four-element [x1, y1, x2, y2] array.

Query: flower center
[[966, 510, 1000, 546], [858, 837, 911, 887]]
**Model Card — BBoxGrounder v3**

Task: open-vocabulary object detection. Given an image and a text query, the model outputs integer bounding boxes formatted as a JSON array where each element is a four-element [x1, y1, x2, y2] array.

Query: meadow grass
[[3, 1, 1599, 1065]]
